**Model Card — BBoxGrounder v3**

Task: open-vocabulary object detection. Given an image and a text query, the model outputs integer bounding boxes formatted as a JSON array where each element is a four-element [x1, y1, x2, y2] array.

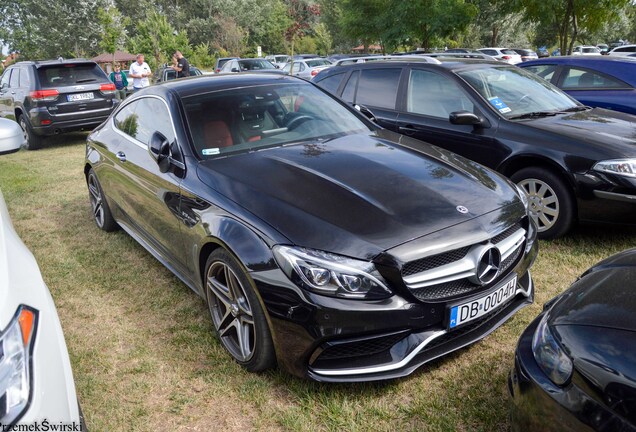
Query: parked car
[[597, 43, 610, 54], [445, 48, 482, 54], [153, 65, 203, 83], [265, 55, 290, 69], [282, 58, 333, 78], [218, 58, 283, 74], [84, 74, 537, 382], [537, 47, 550, 58], [326, 53, 367, 63], [572, 45, 602, 55], [0, 118, 85, 428], [214, 57, 239, 73], [519, 56, 636, 115], [313, 58, 636, 239], [0, 58, 118, 150], [292, 54, 320, 60], [509, 248, 636, 432], [477, 48, 523, 64], [512, 49, 539, 62], [608, 44, 636, 56]]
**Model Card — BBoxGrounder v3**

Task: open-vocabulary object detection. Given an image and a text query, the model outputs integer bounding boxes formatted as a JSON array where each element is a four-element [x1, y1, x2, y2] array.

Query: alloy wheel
[[87, 173, 105, 228], [518, 178, 559, 232], [206, 261, 255, 362]]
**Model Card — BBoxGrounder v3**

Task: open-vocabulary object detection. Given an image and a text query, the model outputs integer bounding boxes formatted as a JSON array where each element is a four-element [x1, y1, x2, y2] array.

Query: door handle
[[116, 151, 126, 162], [399, 125, 417, 135]]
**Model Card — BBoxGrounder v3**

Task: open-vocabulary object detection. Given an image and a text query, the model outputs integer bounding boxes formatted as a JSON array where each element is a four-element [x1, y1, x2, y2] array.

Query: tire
[[204, 249, 276, 372], [18, 115, 45, 150], [87, 168, 118, 232], [511, 167, 575, 240]]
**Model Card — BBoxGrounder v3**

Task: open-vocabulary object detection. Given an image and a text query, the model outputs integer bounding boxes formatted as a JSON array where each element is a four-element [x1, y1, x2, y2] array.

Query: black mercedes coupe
[[85, 73, 538, 382]]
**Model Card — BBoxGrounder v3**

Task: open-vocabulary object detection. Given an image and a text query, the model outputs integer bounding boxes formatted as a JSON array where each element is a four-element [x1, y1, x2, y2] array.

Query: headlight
[[532, 313, 572, 385], [593, 159, 636, 178], [514, 183, 529, 211], [273, 246, 393, 299], [0, 307, 37, 426]]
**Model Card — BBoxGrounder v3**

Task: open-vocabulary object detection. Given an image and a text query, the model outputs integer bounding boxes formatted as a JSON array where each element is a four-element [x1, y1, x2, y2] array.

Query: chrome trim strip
[[593, 190, 636, 203], [312, 274, 533, 377]]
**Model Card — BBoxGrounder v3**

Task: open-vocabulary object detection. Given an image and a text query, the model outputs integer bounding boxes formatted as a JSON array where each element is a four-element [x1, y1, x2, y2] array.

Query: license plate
[[67, 92, 94, 102], [448, 275, 518, 329]]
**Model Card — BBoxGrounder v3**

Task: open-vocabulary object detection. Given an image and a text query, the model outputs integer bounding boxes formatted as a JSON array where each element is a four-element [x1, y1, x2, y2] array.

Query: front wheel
[[511, 167, 575, 240], [204, 249, 276, 372]]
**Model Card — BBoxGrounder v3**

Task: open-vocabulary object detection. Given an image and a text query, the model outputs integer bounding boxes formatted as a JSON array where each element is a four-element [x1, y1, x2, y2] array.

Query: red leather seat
[[204, 120, 233, 148]]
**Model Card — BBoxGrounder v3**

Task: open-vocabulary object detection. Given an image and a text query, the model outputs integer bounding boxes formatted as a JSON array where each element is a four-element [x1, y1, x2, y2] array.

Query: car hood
[[522, 108, 636, 154], [549, 249, 636, 332], [196, 132, 521, 259]]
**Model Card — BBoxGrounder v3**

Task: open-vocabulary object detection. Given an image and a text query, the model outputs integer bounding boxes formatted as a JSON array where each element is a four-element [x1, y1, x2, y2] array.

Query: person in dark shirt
[[171, 51, 190, 78], [109, 63, 128, 100]]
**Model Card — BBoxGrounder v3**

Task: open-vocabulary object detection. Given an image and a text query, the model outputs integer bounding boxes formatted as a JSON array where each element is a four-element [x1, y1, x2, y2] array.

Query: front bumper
[[575, 171, 636, 225], [509, 314, 632, 432], [253, 238, 537, 382]]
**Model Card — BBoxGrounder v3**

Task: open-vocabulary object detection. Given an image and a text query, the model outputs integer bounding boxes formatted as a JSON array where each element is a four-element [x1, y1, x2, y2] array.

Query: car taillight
[[311, 69, 319, 76], [29, 90, 59, 101], [100, 83, 116, 93], [216, 68, 221, 73], [502, 56, 511, 60]]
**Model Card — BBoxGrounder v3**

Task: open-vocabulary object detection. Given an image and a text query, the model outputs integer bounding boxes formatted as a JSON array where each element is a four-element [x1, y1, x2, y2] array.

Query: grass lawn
[[1, 135, 635, 431]]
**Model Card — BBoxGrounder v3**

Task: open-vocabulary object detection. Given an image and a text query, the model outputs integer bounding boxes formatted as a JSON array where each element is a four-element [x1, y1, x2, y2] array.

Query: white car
[[572, 45, 602, 55], [477, 48, 522, 64], [265, 55, 290, 69], [282, 58, 333, 79], [0, 119, 85, 429], [608, 44, 636, 56]]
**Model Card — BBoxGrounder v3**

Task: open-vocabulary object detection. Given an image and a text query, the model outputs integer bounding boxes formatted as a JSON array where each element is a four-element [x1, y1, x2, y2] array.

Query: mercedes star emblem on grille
[[475, 246, 501, 285], [456, 205, 469, 214]]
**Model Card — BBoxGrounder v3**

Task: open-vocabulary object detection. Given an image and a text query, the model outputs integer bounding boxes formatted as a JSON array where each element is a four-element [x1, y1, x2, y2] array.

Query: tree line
[[0, 0, 634, 70]]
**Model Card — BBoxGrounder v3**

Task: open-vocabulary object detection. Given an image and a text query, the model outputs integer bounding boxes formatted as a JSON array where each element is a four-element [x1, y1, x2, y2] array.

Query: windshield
[[582, 47, 600, 53], [457, 66, 578, 119], [238, 60, 276, 70], [183, 83, 370, 159], [501, 49, 518, 55], [275, 56, 290, 63], [306, 59, 332, 67]]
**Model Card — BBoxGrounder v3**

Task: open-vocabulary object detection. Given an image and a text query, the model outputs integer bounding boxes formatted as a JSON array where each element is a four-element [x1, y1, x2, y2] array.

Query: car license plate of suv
[[67, 92, 94, 102], [448, 275, 518, 329]]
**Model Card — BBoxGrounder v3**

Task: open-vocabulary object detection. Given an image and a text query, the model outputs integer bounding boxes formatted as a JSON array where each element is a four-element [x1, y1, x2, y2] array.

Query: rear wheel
[[18, 115, 45, 150], [87, 169, 118, 232], [511, 167, 574, 239], [204, 249, 275, 372]]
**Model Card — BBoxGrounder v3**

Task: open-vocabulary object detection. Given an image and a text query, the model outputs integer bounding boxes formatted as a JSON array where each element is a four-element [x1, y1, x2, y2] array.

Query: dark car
[[510, 249, 636, 432], [84, 73, 537, 382], [153, 65, 203, 83], [519, 56, 636, 115], [0, 59, 118, 150], [313, 58, 636, 239], [218, 58, 284, 74]]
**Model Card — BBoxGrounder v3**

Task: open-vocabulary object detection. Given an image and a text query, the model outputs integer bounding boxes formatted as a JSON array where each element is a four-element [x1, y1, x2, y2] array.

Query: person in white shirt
[[129, 54, 152, 91]]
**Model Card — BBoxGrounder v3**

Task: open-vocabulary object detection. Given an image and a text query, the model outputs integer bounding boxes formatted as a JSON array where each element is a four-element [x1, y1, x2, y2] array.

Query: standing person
[[109, 63, 128, 100], [171, 50, 190, 78], [129, 54, 151, 91]]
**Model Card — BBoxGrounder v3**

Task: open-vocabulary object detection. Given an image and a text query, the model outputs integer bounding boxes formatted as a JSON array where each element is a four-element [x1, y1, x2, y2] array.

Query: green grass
[[1, 135, 635, 431]]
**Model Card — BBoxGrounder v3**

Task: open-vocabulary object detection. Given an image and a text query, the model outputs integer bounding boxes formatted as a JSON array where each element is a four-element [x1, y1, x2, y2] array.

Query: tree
[[127, 11, 191, 69], [284, 0, 320, 60], [338, 0, 389, 53], [97, 6, 130, 60]]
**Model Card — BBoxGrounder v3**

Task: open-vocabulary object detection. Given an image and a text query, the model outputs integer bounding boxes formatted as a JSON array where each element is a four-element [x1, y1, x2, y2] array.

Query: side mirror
[[354, 104, 377, 123], [0, 118, 26, 155], [449, 110, 483, 126], [149, 131, 185, 173]]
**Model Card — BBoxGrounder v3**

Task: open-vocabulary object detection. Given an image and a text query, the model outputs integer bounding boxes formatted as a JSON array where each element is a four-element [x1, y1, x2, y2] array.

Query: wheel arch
[[498, 154, 578, 192]]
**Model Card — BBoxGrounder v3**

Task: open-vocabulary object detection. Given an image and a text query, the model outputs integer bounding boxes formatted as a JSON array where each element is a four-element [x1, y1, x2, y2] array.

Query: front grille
[[402, 247, 470, 277], [316, 332, 407, 361], [402, 222, 526, 302]]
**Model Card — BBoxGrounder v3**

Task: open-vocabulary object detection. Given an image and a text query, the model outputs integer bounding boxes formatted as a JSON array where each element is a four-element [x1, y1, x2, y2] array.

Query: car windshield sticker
[[202, 148, 220, 156], [488, 97, 511, 114]]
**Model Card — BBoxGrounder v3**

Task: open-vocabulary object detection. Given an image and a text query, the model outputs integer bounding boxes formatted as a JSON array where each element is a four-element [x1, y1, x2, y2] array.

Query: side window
[[0, 70, 11, 89], [341, 70, 359, 103], [561, 67, 629, 89], [482, 49, 497, 56], [407, 69, 474, 118], [19, 68, 31, 87], [315, 72, 345, 94], [9, 69, 20, 88], [356, 68, 401, 109], [524, 64, 557, 81], [133, 97, 175, 146], [114, 101, 140, 139]]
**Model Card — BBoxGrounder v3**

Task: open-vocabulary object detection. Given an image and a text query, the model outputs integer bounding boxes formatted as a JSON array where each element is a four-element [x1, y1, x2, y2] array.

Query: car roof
[[145, 73, 305, 99], [15, 58, 97, 68]]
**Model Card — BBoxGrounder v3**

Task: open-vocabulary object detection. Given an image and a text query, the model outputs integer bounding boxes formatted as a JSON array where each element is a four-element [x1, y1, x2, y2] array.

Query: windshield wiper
[[508, 111, 558, 120], [558, 106, 592, 113], [75, 78, 97, 83]]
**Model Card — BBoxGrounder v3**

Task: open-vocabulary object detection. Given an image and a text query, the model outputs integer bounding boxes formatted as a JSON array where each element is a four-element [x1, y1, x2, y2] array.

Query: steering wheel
[[285, 114, 313, 130]]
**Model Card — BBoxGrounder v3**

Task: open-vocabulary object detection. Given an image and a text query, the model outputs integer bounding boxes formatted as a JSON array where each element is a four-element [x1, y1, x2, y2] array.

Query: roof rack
[[424, 52, 496, 61], [333, 55, 441, 66]]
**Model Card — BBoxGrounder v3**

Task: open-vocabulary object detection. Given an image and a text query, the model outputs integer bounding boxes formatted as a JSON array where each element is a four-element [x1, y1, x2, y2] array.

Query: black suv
[[0, 59, 118, 149], [313, 58, 636, 239]]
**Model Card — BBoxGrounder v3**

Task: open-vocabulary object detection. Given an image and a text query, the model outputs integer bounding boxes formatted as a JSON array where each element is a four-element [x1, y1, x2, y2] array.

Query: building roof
[[92, 50, 137, 63]]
